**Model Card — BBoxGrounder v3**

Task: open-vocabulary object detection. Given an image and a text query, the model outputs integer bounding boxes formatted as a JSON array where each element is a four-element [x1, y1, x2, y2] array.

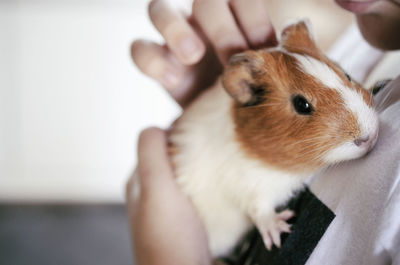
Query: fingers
[[126, 169, 138, 202], [149, 0, 206, 65], [131, 40, 201, 107], [130, 127, 212, 265], [147, 0, 276, 66], [192, 0, 248, 65], [137, 127, 176, 192], [131, 40, 183, 89], [229, 0, 277, 48]]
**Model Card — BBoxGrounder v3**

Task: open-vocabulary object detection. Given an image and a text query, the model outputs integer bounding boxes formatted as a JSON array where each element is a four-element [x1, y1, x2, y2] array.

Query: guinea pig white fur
[[169, 20, 379, 257]]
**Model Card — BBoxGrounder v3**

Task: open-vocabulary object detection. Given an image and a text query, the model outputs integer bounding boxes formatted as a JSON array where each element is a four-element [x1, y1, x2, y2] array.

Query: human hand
[[126, 128, 211, 265], [131, 0, 277, 107]]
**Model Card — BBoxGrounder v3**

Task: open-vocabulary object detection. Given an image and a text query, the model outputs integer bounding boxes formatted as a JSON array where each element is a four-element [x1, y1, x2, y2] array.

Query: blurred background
[[0, 0, 353, 204], [2, 0, 397, 264], [0, 0, 181, 203]]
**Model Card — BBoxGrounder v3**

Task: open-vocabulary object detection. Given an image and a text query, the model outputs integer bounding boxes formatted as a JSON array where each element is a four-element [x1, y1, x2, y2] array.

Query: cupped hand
[[126, 128, 212, 265], [128, 1, 278, 263], [131, 0, 277, 107]]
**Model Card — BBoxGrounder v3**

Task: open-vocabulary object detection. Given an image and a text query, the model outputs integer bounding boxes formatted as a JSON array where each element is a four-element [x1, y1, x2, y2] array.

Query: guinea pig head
[[222, 20, 379, 174]]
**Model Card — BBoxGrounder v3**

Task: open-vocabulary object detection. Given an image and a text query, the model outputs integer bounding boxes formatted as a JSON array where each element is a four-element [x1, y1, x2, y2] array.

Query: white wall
[[0, 0, 180, 203]]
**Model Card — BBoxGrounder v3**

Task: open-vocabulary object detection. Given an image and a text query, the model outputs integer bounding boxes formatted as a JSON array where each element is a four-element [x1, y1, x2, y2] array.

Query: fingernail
[[179, 37, 203, 63], [162, 71, 180, 88]]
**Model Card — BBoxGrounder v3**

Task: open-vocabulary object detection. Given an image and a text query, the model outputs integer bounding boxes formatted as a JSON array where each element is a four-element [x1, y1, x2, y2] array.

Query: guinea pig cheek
[[322, 103, 379, 164]]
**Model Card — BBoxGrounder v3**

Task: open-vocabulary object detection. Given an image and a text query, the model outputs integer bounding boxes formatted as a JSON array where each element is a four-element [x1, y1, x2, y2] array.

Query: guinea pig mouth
[[355, 131, 379, 155], [367, 131, 379, 153], [323, 130, 379, 163]]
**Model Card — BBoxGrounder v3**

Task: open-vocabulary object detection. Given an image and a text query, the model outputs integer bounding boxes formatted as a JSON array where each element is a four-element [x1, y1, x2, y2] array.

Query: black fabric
[[220, 187, 335, 265]]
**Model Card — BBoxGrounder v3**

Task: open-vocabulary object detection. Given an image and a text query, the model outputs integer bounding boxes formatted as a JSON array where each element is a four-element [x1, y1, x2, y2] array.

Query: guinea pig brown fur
[[169, 20, 379, 257]]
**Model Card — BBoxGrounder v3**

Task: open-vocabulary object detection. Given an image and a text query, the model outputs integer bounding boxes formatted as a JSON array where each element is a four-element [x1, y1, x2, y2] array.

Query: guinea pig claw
[[278, 209, 295, 221], [278, 220, 292, 233], [263, 235, 273, 251], [271, 230, 281, 248], [258, 210, 294, 251]]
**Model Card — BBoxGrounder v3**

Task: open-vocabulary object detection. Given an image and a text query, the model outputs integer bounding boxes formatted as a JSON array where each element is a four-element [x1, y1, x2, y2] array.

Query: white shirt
[[307, 76, 400, 265]]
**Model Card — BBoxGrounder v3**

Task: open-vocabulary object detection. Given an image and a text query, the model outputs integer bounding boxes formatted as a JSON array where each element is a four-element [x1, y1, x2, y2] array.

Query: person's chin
[[335, 0, 378, 14], [357, 15, 400, 50]]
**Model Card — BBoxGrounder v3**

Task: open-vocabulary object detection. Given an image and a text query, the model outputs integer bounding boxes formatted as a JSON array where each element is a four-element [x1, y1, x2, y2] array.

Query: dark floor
[[0, 204, 134, 265]]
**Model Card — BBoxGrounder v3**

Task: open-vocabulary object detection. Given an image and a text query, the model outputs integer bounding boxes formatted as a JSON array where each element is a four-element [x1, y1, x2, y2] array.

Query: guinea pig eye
[[292, 95, 313, 115], [345, 73, 352, 81]]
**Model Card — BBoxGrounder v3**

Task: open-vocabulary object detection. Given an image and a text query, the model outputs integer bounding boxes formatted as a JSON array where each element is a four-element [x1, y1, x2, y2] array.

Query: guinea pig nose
[[354, 136, 370, 147]]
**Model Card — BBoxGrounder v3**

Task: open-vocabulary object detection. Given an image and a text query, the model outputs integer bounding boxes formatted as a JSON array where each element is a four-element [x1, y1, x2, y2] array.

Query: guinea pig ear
[[222, 51, 265, 105], [281, 19, 320, 57]]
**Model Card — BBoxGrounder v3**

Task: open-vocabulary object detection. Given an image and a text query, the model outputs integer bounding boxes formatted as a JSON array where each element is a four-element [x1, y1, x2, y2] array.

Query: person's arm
[[126, 128, 212, 265]]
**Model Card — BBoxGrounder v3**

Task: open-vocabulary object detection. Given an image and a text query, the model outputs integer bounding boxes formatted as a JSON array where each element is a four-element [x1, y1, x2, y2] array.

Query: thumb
[[137, 127, 176, 192]]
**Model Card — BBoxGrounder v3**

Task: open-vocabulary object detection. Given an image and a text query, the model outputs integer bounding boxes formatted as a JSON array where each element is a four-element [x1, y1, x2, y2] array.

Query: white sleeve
[[374, 169, 400, 264], [327, 23, 383, 84], [393, 252, 400, 265]]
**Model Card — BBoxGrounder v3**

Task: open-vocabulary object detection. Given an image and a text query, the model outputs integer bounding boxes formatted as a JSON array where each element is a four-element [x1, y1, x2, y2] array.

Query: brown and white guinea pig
[[168, 20, 379, 257]]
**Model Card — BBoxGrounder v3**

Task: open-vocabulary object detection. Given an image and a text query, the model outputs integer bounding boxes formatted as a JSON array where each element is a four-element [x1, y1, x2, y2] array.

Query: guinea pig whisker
[[287, 151, 328, 167], [244, 103, 283, 109], [303, 152, 331, 164], [284, 136, 330, 147], [376, 83, 396, 112], [284, 141, 329, 152], [331, 162, 341, 171], [300, 146, 329, 156], [283, 140, 322, 149], [299, 144, 335, 157], [288, 143, 326, 152], [369, 91, 374, 106]]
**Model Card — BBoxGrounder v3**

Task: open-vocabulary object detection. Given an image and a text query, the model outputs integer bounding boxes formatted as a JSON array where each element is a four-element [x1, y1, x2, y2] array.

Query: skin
[[127, 0, 400, 264], [127, 128, 211, 265], [350, 0, 400, 50]]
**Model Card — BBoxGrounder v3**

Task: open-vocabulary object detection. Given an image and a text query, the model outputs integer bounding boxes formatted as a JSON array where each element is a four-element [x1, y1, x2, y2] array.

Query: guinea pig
[[168, 20, 379, 257]]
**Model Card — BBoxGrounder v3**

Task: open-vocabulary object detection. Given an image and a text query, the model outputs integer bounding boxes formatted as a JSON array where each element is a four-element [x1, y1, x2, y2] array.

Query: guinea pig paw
[[258, 210, 294, 250]]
